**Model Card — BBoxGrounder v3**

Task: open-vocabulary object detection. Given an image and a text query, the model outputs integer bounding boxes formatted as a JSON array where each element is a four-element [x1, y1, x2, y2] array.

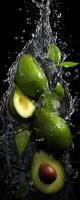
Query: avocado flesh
[[33, 108, 72, 149], [13, 87, 35, 118], [31, 151, 65, 194], [8, 86, 35, 120]]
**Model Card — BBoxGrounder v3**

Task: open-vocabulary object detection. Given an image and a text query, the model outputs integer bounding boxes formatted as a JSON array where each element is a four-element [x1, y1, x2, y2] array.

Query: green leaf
[[15, 130, 30, 156], [59, 61, 79, 68], [15, 185, 28, 199], [48, 43, 61, 64], [53, 82, 65, 100]]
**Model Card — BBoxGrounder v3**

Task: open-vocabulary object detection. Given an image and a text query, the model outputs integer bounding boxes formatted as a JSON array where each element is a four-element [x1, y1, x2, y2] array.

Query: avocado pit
[[39, 163, 57, 184]]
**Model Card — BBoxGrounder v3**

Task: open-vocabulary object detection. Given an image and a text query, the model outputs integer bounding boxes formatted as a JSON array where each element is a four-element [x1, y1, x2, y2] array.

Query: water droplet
[[75, 68, 79, 73], [21, 40, 25, 44], [32, 33, 35, 37], [57, 13, 62, 18], [18, 8, 22, 12], [8, 56, 11, 59], [20, 36, 24, 40], [5, 64, 7, 68], [14, 36, 19, 40], [22, 29, 26, 34], [73, 171, 78, 179]]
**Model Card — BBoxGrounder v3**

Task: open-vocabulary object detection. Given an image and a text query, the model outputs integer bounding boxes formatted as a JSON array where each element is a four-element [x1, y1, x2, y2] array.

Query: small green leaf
[[53, 82, 65, 100], [59, 61, 79, 68], [15, 130, 30, 156], [15, 185, 28, 199], [48, 43, 61, 64]]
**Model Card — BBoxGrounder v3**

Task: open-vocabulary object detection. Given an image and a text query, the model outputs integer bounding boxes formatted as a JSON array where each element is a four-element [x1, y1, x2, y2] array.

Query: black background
[[0, 0, 80, 199], [1, 0, 80, 97]]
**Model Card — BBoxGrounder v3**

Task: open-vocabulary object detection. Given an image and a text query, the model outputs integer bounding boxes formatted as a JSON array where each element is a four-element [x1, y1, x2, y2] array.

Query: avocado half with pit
[[31, 151, 65, 194], [8, 86, 35, 120]]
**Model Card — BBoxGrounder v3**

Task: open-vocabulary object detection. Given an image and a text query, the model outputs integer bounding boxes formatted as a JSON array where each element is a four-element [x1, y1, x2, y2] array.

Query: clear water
[[0, 0, 79, 199]]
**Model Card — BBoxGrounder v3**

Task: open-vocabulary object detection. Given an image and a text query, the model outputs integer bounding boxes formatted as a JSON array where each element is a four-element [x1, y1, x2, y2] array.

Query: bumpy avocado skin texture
[[33, 108, 72, 149], [31, 151, 65, 194], [15, 54, 49, 98]]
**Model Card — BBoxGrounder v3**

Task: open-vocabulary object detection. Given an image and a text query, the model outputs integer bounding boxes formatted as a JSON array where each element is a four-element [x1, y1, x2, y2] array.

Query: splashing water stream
[[0, 0, 79, 199]]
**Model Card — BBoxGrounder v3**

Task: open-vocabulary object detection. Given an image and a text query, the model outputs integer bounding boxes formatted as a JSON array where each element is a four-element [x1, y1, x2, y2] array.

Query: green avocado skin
[[15, 54, 49, 98], [33, 108, 72, 149]]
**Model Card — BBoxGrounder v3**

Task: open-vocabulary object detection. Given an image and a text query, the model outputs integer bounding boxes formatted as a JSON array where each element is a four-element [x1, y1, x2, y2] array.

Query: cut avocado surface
[[33, 108, 72, 149], [8, 86, 35, 119], [15, 54, 49, 98], [31, 151, 65, 194]]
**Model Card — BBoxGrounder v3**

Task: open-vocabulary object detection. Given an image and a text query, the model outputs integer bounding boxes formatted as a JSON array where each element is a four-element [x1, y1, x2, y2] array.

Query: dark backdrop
[[1, 0, 80, 99], [0, 0, 80, 199]]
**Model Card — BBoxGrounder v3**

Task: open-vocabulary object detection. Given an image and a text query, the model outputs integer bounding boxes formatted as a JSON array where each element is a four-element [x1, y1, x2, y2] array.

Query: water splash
[[0, 0, 78, 199]]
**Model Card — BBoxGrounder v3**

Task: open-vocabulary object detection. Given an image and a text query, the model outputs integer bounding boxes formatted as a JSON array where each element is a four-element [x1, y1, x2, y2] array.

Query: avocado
[[8, 86, 35, 120], [31, 150, 65, 194], [15, 54, 49, 98], [33, 108, 72, 149]]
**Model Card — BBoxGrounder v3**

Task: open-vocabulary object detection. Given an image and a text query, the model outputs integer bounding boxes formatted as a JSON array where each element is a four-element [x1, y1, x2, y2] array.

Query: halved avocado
[[8, 86, 35, 120], [31, 151, 65, 194]]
